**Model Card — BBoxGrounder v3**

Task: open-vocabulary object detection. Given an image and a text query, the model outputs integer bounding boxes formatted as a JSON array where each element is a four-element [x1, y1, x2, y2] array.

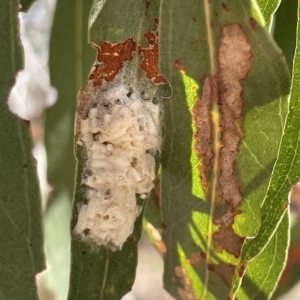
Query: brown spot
[[249, 17, 257, 29], [145, 0, 151, 15], [193, 76, 216, 187], [222, 3, 229, 11], [187, 252, 203, 265], [193, 23, 252, 258], [210, 21, 215, 29], [238, 263, 247, 277], [208, 262, 235, 287], [174, 59, 186, 72], [218, 23, 252, 207], [139, 27, 168, 84], [161, 221, 168, 230], [91, 38, 136, 86], [151, 178, 160, 209], [175, 266, 198, 300], [213, 225, 244, 258], [191, 40, 199, 46], [191, 16, 196, 22]]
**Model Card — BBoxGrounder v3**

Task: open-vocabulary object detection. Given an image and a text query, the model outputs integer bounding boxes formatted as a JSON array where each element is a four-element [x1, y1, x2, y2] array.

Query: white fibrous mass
[[73, 79, 160, 249]]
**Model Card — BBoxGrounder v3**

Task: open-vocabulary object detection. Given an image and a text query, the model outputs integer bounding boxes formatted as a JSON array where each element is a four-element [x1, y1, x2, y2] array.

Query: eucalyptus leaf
[[0, 0, 45, 298], [159, 1, 290, 299], [68, 1, 164, 299]]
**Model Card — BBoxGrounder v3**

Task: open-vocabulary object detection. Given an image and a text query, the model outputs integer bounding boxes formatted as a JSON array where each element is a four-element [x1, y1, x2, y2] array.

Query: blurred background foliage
[[9, 0, 300, 299]]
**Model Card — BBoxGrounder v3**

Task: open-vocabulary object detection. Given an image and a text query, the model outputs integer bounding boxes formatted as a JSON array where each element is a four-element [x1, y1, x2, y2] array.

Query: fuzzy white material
[[74, 83, 159, 248]]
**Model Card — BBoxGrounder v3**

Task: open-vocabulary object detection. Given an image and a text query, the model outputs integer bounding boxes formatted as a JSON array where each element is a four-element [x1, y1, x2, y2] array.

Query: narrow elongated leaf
[[235, 213, 289, 299], [256, 0, 281, 29], [159, 1, 290, 299], [233, 0, 300, 296], [46, 0, 94, 207], [0, 1, 45, 298], [45, 0, 94, 297], [68, 1, 166, 299], [274, 0, 298, 71]]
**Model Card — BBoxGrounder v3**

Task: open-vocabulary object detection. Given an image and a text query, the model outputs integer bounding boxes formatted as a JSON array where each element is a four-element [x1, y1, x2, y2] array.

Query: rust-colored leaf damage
[[193, 23, 252, 285], [76, 18, 167, 122]]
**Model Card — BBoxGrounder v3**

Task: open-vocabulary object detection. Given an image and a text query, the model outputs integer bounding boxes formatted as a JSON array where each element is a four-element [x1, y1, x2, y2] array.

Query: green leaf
[[46, 0, 94, 206], [69, 146, 146, 300], [236, 213, 289, 299], [274, 0, 298, 71], [45, 0, 94, 297], [0, 1, 45, 298], [256, 0, 281, 29], [232, 0, 300, 295], [159, 0, 290, 299], [68, 1, 165, 299]]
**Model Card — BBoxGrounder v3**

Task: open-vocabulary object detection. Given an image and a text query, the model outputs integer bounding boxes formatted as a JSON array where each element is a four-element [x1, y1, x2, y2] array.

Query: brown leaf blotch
[[249, 17, 257, 29], [76, 19, 167, 134], [139, 27, 168, 84], [194, 23, 252, 261], [218, 23, 252, 207], [187, 252, 204, 265], [213, 225, 244, 258], [208, 262, 235, 287], [92, 38, 136, 86], [174, 59, 186, 72], [221, 3, 229, 11]]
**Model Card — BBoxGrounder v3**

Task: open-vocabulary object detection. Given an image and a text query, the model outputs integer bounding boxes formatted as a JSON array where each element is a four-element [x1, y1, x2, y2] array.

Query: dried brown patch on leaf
[[218, 23, 252, 209], [212, 23, 251, 260], [208, 262, 235, 287], [139, 18, 168, 84], [76, 19, 167, 136], [194, 23, 251, 205], [249, 17, 257, 30], [193, 24, 252, 281], [174, 59, 187, 72], [213, 225, 244, 258], [91, 39, 136, 86], [151, 177, 160, 209], [175, 266, 198, 300], [221, 3, 229, 11], [187, 252, 204, 265], [194, 76, 217, 189], [87, 18, 167, 89], [145, 0, 152, 15]]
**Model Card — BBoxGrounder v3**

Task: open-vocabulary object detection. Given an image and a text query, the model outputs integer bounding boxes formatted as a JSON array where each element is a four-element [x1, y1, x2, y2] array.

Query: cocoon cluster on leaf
[[74, 79, 160, 249]]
